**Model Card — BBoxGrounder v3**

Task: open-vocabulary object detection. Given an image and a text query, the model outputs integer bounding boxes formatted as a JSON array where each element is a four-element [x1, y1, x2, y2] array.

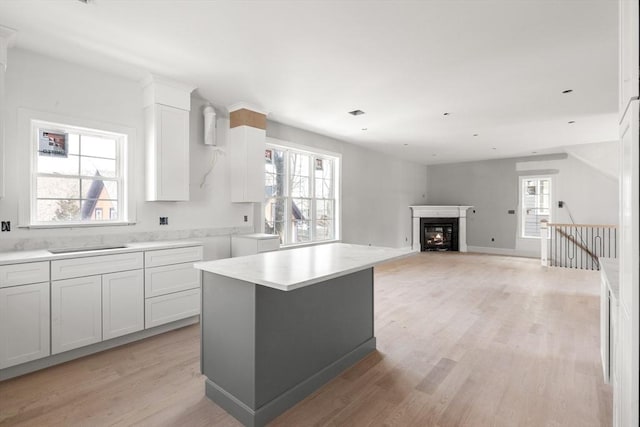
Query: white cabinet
[[0, 282, 50, 369], [51, 276, 102, 354], [616, 0, 639, 418], [51, 252, 143, 281], [0, 261, 49, 288], [144, 245, 203, 268], [145, 104, 190, 201], [143, 75, 195, 202], [619, 0, 639, 117], [50, 252, 145, 350], [102, 269, 144, 340], [143, 246, 202, 329], [228, 106, 266, 203], [145, 288, 200, 329], [619, 101, 638, 314], [231, 233, 280, 257], [616, 99, 639, 427], [145, 263, 200, 298]]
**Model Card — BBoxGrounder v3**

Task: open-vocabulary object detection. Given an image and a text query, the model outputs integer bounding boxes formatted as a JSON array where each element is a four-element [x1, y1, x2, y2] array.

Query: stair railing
[[541, 220, 617, 270]]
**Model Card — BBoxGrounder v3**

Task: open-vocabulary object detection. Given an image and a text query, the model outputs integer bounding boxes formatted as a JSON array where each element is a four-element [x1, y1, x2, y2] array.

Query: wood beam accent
[[230, 108, 266, 130]]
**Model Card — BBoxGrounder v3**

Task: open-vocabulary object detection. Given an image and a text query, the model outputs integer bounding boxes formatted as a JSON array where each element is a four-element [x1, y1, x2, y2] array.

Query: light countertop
[[0, 240, 203, 265], [232, 233, 280, 240], [194, 242, 412, 291], [599, 257, 619, 301]]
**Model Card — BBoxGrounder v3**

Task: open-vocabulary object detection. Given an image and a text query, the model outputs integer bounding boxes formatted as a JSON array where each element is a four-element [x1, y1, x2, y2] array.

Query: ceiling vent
[[348, 109, 365, 116]]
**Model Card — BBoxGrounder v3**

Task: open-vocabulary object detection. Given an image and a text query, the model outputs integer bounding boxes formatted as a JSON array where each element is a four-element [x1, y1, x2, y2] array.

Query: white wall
[[267, 122, 428, 248], [0, 49, 251, 258], [426, 151, 619, 257], [0, 49, 427, 255]]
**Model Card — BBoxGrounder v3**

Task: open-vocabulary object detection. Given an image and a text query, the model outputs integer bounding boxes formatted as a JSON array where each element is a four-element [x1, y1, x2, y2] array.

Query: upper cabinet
[[143, 75, 195, 201], [0, 26, 17, 200], [228, 104, 267, 203], [619, 0, 639, 119]]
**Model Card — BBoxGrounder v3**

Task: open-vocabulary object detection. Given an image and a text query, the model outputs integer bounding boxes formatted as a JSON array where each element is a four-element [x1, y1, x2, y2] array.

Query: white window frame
[[264, 137, 341, 247], [18, 109, 136, 228], [518, 175, 553, 239]]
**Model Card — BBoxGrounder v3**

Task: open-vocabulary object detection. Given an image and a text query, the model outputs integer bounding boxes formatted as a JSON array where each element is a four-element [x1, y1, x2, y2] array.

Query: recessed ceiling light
[[492, 147, 497, 150], [348, 109, 365, 116], [443, 112, 450, 116], [473, 134, 479, 137], [531, 151, 538, 154], [568, 120, 576, 124], [403, 143, 409, 146], [361, 128, 368, 131], [562, 89, 573, 94]]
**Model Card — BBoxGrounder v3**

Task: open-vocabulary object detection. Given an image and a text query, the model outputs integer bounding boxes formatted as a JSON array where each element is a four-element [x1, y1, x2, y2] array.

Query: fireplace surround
[[409, 206, 473, 252]]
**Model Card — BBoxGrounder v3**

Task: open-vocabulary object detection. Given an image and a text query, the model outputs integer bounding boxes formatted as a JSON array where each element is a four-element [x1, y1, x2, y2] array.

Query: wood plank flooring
[[0, 252, 612, 426]]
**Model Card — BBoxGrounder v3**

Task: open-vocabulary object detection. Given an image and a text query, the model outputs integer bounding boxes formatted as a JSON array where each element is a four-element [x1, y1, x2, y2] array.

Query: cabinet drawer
[[145, 262, 201, 298], [257, 238, 280, 253], [145, 246, 203, 268], [145, 288, 200, 329], [0, 262, 49, 288], [51, 253, 143, 281]]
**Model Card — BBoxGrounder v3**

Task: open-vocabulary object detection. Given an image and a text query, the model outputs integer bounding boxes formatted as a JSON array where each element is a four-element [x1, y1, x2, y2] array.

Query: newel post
[[540, 219, 549, 267]]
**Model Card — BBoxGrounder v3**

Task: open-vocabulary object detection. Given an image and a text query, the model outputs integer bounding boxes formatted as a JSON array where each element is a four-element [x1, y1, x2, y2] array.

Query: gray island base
[[195, 243, 410, 426], [202, 269, 374, 427]]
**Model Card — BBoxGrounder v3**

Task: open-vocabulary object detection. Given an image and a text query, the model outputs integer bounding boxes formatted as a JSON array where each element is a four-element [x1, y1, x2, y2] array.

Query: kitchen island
[[194, 243, 410, 427]]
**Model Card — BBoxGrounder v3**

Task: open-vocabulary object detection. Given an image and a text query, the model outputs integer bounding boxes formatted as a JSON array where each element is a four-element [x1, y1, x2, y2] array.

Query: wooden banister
[[547, 223, 617, 229]]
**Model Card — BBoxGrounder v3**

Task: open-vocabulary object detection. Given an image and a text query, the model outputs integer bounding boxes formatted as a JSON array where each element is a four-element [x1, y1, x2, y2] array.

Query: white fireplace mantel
[[409, 205, 473, 252]]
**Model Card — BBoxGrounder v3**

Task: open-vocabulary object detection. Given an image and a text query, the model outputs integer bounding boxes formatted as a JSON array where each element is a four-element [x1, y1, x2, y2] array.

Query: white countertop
[[600, 257, 619, 301], [232, 233, 280, 240], [0, 240, 203, 265], [194, 242, 412, 291]]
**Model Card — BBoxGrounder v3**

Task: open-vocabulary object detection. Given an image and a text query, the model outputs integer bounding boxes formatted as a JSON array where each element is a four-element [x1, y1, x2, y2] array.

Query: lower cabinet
[[52, 270, 145, 353], [145, 288, 200, 329], [0, 282, 50, 369], [103, 270, 144, 340], [51, 276, 102, 355], [1, 244, 202, 373]]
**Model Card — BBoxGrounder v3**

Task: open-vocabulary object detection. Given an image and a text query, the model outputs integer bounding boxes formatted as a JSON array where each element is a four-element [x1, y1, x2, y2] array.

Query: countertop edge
[[194, 247, 412, 291], [0, 240, 203, 265]]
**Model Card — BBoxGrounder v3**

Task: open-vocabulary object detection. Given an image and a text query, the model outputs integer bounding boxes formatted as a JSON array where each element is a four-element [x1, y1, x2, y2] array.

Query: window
[[30, 120, 127, 226], [264, 143, 340, 245], [520, 176, 551, 238]]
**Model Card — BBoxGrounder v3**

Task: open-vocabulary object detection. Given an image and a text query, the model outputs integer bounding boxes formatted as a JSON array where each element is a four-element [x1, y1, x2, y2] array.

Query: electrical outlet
[[159, 217, 169, 225], [1, 221, 10, 232], [243, 215, 248, 222], [507, 209, 515, 214]]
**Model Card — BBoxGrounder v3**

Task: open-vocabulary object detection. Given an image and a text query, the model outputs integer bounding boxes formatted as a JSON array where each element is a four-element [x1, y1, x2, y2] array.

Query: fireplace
[[410, 206, 472, 252], [420, 217, 459, 251]]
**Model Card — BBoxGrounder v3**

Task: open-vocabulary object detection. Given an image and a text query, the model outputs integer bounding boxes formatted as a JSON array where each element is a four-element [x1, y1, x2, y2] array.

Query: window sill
[[20, 221, 136, 230]]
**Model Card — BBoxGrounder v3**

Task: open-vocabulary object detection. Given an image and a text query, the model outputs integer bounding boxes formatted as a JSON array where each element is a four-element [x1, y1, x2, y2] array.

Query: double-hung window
[[264, 142, 340, 245], [30, 120, 128, 226], [520, 176, 552, 238]]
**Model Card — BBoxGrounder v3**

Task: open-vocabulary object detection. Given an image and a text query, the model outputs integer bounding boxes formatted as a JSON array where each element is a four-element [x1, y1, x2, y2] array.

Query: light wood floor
[[0, 252, 612, 427]]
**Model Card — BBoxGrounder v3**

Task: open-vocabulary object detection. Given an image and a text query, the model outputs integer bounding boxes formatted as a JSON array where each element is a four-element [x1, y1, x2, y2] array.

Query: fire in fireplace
[[420, 218, 459, 251]]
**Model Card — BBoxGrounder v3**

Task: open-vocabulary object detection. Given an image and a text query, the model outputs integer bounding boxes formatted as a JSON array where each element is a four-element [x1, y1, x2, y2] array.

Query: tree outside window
[[265, 144, 339, 246]]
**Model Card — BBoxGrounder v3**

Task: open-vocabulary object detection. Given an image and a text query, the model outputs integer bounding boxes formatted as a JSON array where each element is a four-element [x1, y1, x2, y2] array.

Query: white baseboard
[[467, 246, 538, 259]]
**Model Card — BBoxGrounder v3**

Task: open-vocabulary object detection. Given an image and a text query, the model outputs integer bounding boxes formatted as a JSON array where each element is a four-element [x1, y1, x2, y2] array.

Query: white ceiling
[[0, 0, 619, 165]]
